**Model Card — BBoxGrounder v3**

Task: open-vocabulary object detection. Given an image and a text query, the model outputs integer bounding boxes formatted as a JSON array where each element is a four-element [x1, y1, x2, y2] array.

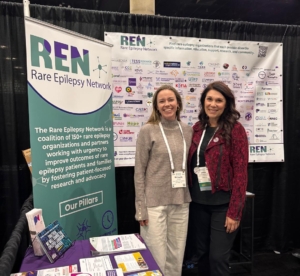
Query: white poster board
[[105, 33, 284, 165]]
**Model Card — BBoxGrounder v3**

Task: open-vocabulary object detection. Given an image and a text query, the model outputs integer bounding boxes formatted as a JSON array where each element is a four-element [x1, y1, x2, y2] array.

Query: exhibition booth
[[1, 1, 300, 274]]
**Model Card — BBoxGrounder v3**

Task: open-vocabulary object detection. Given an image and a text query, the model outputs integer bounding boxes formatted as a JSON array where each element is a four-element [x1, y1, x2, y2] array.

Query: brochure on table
[[90, 234, 146, 255], [80, 255, 113, 271], [10, 264, 78, 276], [114, 252, 148, 273], [127, 271, 162, 276], [71, 269, 124, 276]]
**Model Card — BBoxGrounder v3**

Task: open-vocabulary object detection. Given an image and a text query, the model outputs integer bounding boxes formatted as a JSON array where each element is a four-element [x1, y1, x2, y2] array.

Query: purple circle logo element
[[245, 112, 252, 121]]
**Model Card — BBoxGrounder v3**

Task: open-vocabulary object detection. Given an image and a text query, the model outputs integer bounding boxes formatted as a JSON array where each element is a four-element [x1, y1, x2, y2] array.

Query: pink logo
[[115, 86, 122, 93]]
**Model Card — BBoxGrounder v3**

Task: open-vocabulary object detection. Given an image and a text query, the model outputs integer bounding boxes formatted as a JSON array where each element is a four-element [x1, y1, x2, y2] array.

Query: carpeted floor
[[182, 250, 300, 276]]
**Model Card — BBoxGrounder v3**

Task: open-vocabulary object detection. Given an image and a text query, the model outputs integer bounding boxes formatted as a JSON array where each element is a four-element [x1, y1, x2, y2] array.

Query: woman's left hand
[[225, 216, 240, 233]]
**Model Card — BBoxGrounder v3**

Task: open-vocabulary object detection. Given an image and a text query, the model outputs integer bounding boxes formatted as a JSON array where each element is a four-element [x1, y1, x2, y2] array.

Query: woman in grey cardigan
[[134, 85, 193, 276]]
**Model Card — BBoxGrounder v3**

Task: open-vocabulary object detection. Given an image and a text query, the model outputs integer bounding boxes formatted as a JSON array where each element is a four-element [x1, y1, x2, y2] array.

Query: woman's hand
[[225, 216, 240, 233], [139, 219, 149, 226]]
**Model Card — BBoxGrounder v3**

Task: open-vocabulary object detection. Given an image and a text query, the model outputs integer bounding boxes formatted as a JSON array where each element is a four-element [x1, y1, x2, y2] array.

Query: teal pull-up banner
[[25, 17, 117, 240]]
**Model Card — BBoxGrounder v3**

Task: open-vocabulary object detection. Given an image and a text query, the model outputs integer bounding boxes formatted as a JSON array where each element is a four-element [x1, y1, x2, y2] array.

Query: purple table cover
[[20, 239, 161, 274]]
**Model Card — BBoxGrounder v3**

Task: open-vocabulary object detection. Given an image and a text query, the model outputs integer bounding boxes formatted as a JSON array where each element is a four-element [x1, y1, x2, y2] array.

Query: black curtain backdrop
[[1, 1, 300, 268]]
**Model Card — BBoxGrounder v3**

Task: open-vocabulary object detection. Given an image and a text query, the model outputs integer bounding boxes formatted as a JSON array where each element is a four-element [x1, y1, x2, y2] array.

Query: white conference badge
[[195, 166, 212, 191], [172, 171, 186, 188], [194, 126, 219, 191], [159, 122, 187, 188]]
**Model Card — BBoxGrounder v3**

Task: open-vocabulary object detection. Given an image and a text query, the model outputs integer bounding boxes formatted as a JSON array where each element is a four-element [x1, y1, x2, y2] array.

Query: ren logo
[[30, 35, 90, 75], [121, 35, 145, 47]]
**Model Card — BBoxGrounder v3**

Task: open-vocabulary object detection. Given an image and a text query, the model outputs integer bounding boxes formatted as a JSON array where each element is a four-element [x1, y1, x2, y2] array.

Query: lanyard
[[196, 126, 219, 167], [159, 121, 186, 172]]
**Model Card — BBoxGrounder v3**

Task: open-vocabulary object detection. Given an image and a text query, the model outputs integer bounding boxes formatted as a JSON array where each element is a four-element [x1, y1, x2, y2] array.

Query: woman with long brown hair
[[188, 81, 248, 276]]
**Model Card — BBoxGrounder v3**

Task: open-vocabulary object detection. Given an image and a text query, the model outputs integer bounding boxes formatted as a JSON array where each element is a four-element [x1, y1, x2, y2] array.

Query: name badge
[[171, 171, 186, 188], [194, 166, 212, 191]]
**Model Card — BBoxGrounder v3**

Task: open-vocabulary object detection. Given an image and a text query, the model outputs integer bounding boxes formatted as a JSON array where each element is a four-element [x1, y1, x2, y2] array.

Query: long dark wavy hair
[[147, 85, 183, 124], [198, 81, 240, 143]]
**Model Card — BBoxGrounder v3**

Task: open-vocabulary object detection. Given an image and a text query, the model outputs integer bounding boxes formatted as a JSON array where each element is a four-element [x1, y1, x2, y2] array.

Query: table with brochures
[[20, 235, 162, 275]]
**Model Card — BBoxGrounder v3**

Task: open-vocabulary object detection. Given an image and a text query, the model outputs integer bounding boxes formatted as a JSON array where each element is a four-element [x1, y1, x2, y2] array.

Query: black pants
[[189, 202, 238, 276]]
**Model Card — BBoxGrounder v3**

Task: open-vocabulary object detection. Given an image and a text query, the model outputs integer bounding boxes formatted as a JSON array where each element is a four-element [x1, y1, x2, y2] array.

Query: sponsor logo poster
[[25, 17, 117, 240], [105, 33, 284, 164], [249, 144, 284, 162]]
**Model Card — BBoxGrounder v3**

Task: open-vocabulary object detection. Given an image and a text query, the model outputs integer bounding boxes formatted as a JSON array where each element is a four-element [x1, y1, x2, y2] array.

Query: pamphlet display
[[25, 208, 45, 256], [36, 220, 72, 263]]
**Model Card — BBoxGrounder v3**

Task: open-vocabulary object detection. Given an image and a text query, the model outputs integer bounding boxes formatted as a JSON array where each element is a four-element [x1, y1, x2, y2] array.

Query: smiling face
[[204, 89, 226, 126], [156, 89, 179, 121]]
